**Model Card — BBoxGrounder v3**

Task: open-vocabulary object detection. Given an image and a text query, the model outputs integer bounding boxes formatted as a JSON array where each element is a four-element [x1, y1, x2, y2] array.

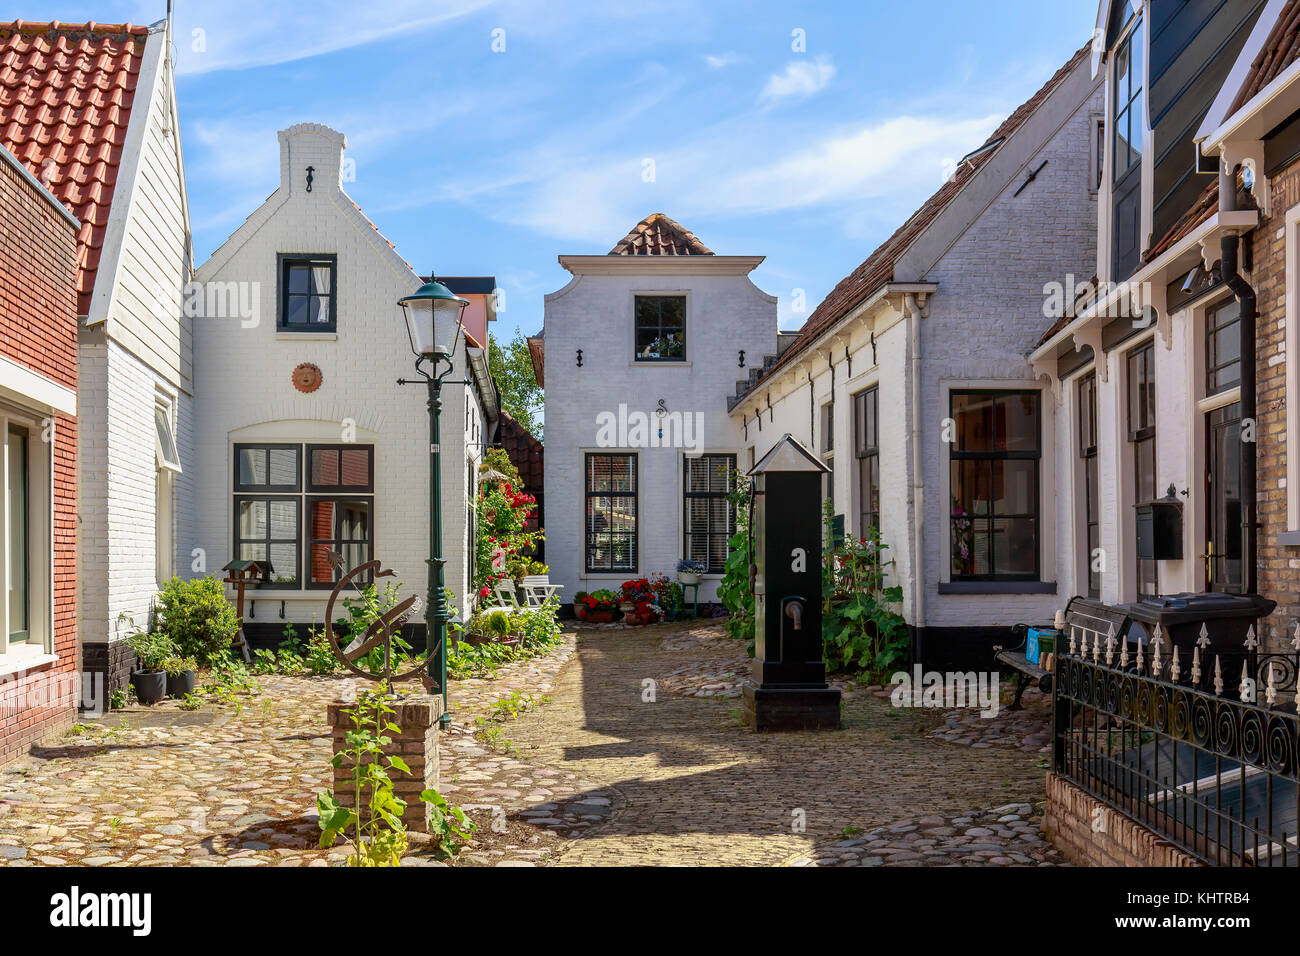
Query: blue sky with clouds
[[20, 0, 1098, 337]]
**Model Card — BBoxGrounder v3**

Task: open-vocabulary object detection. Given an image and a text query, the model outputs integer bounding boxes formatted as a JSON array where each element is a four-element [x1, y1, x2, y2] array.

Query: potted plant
[[573, 591, 589, 620], [163, 654, 198, 699], [676, 559, 706, 585], [120, 615, 176, 706], [582, 589, 619, 623]]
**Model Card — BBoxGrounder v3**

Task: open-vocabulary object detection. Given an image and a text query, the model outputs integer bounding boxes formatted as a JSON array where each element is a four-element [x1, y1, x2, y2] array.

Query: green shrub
[[154, 576, 241, 664], [119, 614, 177, 673]]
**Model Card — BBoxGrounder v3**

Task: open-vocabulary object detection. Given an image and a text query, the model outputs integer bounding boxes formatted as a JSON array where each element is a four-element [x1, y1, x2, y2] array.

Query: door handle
[[1201, 541, 1216, 583]]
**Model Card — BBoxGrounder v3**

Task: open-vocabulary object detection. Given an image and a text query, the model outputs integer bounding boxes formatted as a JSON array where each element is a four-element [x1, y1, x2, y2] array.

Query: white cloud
[[760, 55, 835, 103], [171, 0, 494, 74], [704, 52, 740, 69]]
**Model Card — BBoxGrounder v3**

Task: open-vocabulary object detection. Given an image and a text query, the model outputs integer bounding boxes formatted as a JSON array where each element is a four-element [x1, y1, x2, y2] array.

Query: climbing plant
[[473, 448, 545, 596]]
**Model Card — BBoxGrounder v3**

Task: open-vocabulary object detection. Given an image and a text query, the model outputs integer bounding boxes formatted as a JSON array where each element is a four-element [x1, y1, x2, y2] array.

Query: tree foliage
[[489, 329, 543, 439]]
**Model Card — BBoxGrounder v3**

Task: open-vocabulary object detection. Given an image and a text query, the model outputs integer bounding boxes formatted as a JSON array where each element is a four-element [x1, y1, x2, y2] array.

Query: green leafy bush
[[119, 614, 177, 673], [821, 507, 908, 680], [154, 576, 241, 664], [717, 477, 755, 650]]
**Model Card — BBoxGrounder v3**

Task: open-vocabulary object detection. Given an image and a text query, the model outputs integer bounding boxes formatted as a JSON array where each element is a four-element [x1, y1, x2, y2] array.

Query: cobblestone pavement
[[504, 622, 1055, 866], [0, 621, 1057, 867], [0, 638, 585, 867]]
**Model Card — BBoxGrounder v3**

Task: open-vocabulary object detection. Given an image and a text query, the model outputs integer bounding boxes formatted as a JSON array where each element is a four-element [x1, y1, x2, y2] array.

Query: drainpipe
[[905, 292, 929, 660], [1218, 164, 1258, 593]]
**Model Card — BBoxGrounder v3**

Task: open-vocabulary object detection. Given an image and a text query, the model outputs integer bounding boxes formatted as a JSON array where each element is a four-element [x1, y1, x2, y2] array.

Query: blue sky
[[23, 0, 1098, 337]]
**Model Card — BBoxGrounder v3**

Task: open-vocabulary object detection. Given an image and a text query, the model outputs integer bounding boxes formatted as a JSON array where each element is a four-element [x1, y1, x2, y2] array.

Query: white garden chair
[[520, 575, 563, 608], [485, 580, 520, 610]]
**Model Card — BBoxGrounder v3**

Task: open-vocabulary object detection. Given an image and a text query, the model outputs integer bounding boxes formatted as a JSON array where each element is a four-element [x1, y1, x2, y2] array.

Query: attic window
[[155, 408, 181, 473], [278, 254, 337, 332], [957, 137, 1005, 169]]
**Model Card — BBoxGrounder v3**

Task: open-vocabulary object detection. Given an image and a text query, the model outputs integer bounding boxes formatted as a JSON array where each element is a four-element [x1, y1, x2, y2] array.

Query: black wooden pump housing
[[743, 434, 841, 730]]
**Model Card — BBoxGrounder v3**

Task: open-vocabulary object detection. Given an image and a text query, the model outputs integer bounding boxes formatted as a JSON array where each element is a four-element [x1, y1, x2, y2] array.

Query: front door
[[1205, 403, 1242, 592]]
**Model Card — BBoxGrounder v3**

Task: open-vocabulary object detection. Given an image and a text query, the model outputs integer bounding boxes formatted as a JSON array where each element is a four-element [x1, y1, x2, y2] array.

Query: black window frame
[[233, 443, 302, 493], [1206, 297, 1241, 395], [306, 443, 375, 493], [231, 442, 376, 590], [277, 253, 338, 333], [1078, 372, 1100, 598], [633, 295, 686, 362], [1127, 340, 1158, 597], [682, 454, 736, 574], [854, 386, 880, 535], [948, 389, 1042, 582], [585, 452, 638, 572], [233, 495, 302, 589], [1111, 13, 1144, 185]]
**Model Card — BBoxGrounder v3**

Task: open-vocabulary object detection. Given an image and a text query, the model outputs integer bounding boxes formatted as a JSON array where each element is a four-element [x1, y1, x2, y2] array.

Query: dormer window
[[278, 254, 337, 332], [634, 295, 685, 361]]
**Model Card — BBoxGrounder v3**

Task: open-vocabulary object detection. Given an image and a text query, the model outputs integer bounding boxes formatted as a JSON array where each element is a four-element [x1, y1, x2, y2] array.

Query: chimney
[[277, 123, 347, 197]]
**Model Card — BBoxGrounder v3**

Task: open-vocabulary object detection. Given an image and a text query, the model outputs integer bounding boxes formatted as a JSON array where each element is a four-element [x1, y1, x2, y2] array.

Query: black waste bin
[[1121, 592, 1275, 657]]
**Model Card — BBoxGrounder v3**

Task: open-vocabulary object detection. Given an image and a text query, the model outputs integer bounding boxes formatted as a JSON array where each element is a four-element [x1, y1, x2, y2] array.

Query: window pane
[[8, 428, 27, 642], [951, 460, 989, 516], [338, 501, 369, 539], [310, 265, 331, 294], [238, 499, 267, 537], [997, 393, 1038, 452], [951, 393, 994, 451], [992, 518, 1037, 576], [340, 449, 370, 487], [269, 500, 298, 538], [308, 296, 330, 325], [286, 295, 309, 326], [269, 543, 298, 585], [312, 449, 340, 487], [269, 448, 298, 486], [288, 265, 310, 294], [238, 542, 267, 563], [239, 448, 266, 487], [991, 460, 1036, 515]]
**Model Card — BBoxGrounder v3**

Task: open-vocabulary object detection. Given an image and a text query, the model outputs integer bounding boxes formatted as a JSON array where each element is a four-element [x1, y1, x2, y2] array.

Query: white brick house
[[188, 123, 497, 643], [729, 45, 1102, 668], [0, 20, 196, 697], [538, 215, 778, 603]]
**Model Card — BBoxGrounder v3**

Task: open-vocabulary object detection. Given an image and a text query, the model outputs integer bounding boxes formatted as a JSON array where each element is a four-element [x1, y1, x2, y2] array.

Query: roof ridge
[[1, 21, 150, 37], [609, 212, 714, 255]]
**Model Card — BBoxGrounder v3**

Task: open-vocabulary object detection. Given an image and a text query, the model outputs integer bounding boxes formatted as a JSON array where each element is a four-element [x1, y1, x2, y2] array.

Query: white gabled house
[[0, 19, 195, 698], [188, 124, 497, 645], [727, 44, 1102, 669], [537, 215, 778, 603]]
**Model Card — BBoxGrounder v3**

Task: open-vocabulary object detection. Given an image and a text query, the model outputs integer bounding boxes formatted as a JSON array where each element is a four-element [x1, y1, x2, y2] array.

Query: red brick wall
[[1253, 159, 1300, 654], [0, 154, 79, 766], [1044, 773, 1204, 866]]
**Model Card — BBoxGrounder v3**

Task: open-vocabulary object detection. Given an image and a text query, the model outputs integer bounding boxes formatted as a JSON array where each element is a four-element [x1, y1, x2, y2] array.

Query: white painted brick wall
[[188, 124, 482, 626], [543, 265, 778, 600]]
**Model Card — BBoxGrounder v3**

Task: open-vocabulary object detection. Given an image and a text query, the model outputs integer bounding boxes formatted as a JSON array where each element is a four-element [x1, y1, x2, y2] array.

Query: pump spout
[[784, 599, 804, 632]]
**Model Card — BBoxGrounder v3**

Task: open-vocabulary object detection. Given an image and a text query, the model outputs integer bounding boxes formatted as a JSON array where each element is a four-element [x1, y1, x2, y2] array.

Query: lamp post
[[398, 274, 470, 730]]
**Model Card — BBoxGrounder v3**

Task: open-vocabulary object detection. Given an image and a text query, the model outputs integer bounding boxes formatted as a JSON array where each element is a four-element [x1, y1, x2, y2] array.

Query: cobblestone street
[[0, 621, 1060, 866]]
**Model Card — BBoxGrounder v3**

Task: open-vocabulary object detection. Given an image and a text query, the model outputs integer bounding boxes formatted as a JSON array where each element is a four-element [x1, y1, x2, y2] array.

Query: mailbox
[[742, 434, 841, 731], [1135, 485, 1183, 561]]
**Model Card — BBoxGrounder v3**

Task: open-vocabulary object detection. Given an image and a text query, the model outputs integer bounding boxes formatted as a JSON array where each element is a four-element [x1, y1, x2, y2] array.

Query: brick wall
[[1044, 773, 1204, 866], [0, 152, 80, 766], [1252, 158, 1300, 654]]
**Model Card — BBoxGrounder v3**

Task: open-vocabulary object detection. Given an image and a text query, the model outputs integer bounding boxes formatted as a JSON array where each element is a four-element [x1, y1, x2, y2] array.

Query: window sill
[[275, 331, 338, 342], [628, 361, 690, 368], [1279, 531, 1300, 547], [938, 581, 1057, 595], [0, 647, 57, 679]]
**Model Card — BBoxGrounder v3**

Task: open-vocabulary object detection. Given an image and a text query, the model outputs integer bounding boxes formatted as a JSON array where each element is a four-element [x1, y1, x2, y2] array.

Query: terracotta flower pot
[[586, 610, 615, 623]]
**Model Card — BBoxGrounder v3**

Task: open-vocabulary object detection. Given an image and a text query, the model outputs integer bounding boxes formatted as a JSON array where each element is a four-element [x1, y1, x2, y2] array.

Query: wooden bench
[[994, 597, 1133, 710]]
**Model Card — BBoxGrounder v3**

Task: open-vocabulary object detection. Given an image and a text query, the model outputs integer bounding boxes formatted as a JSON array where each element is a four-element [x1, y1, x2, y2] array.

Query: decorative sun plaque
[[292, 362, 323, 393]]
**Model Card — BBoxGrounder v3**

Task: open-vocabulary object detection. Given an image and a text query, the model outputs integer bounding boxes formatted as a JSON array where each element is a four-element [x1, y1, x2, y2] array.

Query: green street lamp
[[398, 274, 470, 730]]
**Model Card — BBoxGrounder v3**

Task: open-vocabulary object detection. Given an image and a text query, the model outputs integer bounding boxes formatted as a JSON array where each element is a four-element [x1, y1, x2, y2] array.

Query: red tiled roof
[[498, 410, 543, 492], [1229, 0, 1300, 116], [746, 41, 1092, 393], [0, 20, 148, 317], [610, 213, 713, 255]]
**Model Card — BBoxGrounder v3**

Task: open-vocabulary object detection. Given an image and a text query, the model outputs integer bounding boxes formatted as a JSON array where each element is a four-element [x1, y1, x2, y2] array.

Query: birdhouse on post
[[743, 434, 841, 731]]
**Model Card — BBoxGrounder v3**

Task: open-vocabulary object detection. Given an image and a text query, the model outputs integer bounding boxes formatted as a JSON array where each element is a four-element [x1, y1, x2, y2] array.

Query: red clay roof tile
[[610, 213, 714, 255], [1229, 0, 1300, 116], [0, 20, 147, 316]]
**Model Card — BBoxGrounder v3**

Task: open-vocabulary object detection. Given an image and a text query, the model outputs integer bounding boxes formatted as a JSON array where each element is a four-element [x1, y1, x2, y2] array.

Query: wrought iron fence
[[1053, 621, 1300, 866]]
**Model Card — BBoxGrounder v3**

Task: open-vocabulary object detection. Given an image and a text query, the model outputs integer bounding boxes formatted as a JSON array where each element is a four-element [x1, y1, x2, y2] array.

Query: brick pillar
[[328, 694, 441, 833]]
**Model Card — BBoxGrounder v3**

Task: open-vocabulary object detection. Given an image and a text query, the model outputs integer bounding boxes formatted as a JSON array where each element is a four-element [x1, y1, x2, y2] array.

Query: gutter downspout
[[1218, 164, 1258, 594], [905, 292, 929, 661]]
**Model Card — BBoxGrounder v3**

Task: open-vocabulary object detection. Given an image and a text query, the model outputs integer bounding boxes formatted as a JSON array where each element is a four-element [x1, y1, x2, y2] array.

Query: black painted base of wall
[[910, 625, 1019, 673], [82, 642, 136, 711]]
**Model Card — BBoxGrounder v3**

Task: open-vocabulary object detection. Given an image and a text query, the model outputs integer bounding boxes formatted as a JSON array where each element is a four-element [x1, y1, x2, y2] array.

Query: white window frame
[[0, 403, 54, 666]]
